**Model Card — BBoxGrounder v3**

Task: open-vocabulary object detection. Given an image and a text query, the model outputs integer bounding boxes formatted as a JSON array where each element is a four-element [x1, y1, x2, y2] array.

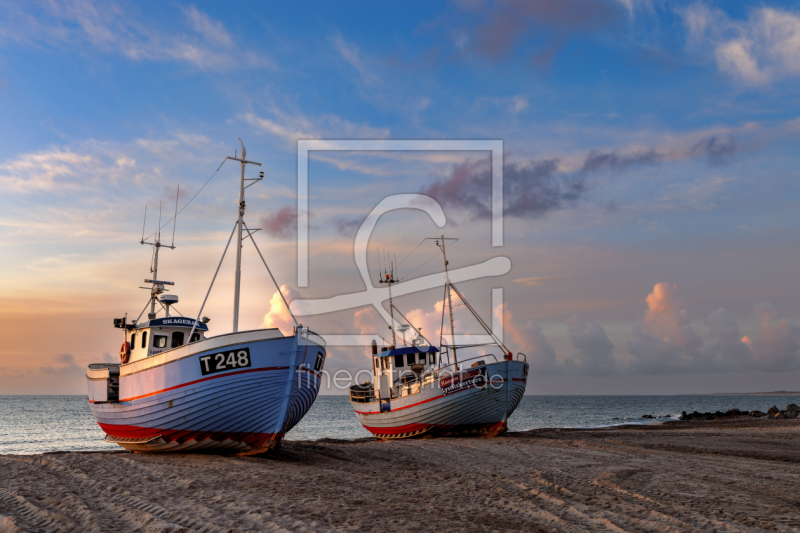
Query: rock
[[784, 410, 798, 419], [774, 412, 785, 419], [679, 411, 688, 421], [767, 405, 780, 416], [641, 414, 655, 419], [787, 403, 800, 411], [750, 410, 765, 417], [725, 409, 742, 416]]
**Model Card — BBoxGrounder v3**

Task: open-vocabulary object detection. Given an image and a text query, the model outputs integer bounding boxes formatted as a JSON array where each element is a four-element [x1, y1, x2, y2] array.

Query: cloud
[[181, 5, 233, 47], [40, 352, 83, 375], [512, 275, 565, 286], [746, 302, 800, 371], [421, 129, 744, 220], [494, 303, 560, 373], [240, 110, 390, 148], [422, 158, 584, 220], [330, 34, 379, 85], [564, 314, 617, 375], [626, 283, 705, 373], [261, 205, 297, 239], [702, 307, 751, 370], [332, 216, 362, 237], [0, 132, 225, 195], [262, 285, 299, 336], [469, 0, 625, 59], [681, 5, 800, 86], [0, 0, 270, 71], [626, 284, 800, 373], [581, 134, 736, 172], [354, 307, 382, 336], [581, 148, 661, 172], [471, 94, 530, 115]]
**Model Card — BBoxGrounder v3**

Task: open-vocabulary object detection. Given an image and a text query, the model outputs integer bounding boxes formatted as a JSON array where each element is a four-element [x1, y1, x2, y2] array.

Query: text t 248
[[199, 348, 251, 376]]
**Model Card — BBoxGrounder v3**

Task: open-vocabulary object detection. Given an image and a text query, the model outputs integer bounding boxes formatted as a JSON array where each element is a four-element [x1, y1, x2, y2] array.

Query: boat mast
[[141, 202, 175, 319], [437, 235, 457, 364], [379, 254, 398, 347], [226, 139, 261, 333]]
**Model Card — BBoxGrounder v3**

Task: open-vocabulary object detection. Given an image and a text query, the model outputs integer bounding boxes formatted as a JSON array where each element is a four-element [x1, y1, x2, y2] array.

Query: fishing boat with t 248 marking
[[86, 140, 326, 453], [349, 237, 528, 439]]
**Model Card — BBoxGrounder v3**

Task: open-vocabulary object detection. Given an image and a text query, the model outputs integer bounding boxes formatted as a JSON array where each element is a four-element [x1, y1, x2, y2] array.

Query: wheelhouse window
[[141, 331, 148, 349], [153, 335, 168, 349], [394, 355, 404, 368], [131, 333, 136, 348], [406, 354, 415, 366], [190, 332, 201, 343], [374, 358, 379, 369], [171, 331, 184, 348], [429, 353, 435, 364]]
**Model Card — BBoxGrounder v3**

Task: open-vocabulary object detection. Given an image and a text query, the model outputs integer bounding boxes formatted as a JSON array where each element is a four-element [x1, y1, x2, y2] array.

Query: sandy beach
[[2, 419, 799, 533]]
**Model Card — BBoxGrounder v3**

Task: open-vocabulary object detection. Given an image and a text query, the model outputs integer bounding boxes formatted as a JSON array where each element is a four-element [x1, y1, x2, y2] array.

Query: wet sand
[[2, 419, 800, 532]]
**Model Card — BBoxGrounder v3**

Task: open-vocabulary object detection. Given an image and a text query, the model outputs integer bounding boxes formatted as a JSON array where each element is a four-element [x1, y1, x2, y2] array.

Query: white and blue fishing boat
[[349, 237, 528, 439], [86, 141, 326, 453]]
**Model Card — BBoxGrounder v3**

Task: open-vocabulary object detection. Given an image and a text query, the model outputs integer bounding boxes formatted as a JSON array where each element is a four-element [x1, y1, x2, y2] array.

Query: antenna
[[157, 202, 162, 242], [141, 205, 147, 243], [378, 248, 398, 347], [171, 185, 179, 247]]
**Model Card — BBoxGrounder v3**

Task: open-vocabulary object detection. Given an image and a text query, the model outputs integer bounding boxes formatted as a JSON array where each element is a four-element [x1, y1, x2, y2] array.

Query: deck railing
[[349, 387, 376, 403], [435, 353, 500, 379]]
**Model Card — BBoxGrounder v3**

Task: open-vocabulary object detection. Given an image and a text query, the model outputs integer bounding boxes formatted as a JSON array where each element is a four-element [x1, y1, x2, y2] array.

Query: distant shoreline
[[708, 391, 800, 396]]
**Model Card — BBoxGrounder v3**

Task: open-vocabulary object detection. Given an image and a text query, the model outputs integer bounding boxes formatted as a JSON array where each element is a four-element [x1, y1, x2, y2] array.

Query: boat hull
[[351, 360, 528, 440], [88, 329, 325, 453]]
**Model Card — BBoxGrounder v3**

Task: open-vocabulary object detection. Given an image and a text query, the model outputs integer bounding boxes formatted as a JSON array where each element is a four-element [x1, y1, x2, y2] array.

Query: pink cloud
[[261, 205, 297, 239], [261, 284, 299, 336]]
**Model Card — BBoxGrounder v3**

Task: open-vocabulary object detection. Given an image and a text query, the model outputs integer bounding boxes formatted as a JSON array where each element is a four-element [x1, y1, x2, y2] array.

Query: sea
[[1, 394, 797, 455]]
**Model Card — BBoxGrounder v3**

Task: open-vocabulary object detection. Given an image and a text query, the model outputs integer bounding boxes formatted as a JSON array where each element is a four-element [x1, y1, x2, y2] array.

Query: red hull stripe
[[362, 422, 433, 435], [118, 365, 289, 402], [98, 422, 279, 448], [353, 377, 510, 415]]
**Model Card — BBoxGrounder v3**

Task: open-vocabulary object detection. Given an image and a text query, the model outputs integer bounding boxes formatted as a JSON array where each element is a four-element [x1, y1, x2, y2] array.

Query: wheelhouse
[[350, 345, 439, 404], [125, 317, 209, 364]]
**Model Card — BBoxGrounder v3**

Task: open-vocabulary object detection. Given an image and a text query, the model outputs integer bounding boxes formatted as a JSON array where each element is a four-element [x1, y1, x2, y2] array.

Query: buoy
[[120, 342, 131, 364]]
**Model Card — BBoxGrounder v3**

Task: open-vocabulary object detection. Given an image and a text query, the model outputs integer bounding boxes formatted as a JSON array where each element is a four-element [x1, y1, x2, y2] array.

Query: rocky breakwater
[[679, 403, 800, 421]]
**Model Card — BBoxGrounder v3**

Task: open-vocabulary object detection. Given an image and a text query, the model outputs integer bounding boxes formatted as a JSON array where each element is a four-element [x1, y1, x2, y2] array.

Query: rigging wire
[[243, 221, 299, 326], [188, 221, 238, 343], [396, 238, 426, 268], [399, 249, 441, 281], [398, 239, 456, 282], [142, 158, 228, 242]]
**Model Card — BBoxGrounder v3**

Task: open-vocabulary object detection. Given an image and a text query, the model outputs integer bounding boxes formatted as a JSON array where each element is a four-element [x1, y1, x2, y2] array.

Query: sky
[[3, 0, 800, 395]]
